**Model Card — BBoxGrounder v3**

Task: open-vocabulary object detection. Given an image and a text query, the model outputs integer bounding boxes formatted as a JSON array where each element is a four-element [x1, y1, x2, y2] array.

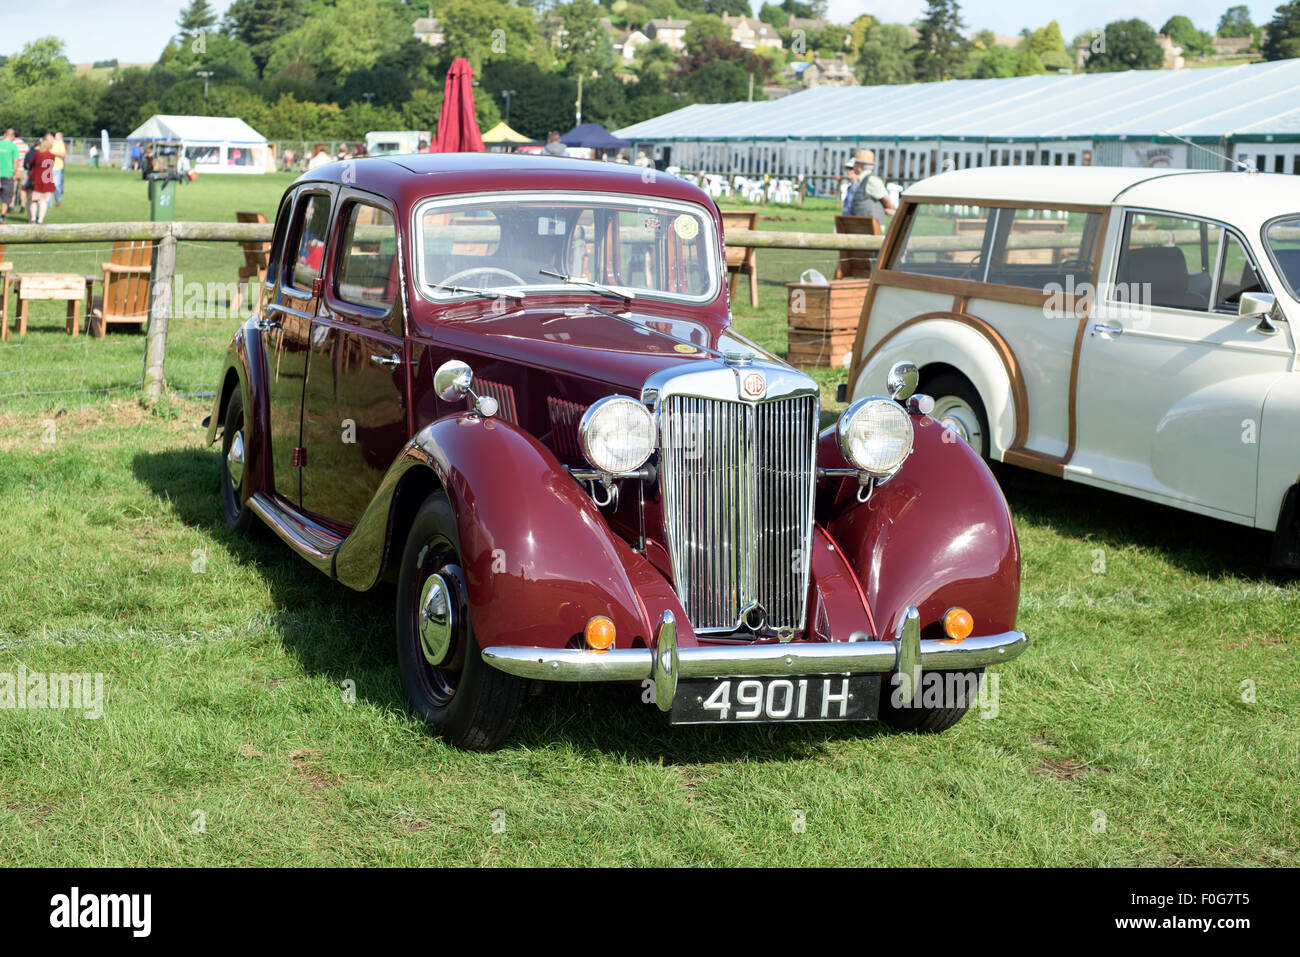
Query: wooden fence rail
[[0, 221, 886, 404]]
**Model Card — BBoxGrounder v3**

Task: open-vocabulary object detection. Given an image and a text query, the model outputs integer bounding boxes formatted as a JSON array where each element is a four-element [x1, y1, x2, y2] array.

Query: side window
[[1214, 233, 1266, 313], [266, 195, 293, 284], [1113, 212, 1222, 311], [287, 192, 331, 292], [335, 202, 398, 310], [892, 203, 991, 278], [985, 208, 1102, 291]]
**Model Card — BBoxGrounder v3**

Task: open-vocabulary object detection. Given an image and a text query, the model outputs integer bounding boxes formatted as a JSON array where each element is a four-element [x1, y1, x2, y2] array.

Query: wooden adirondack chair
[[233, 211, 271, 312], [721, 210, 759, 308], [833, 215, 882, 279], [86, 240, 153, 338]]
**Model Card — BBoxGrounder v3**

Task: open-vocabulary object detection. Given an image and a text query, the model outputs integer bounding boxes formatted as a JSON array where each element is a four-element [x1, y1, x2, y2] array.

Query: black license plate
[[670, 674, 881, 725]]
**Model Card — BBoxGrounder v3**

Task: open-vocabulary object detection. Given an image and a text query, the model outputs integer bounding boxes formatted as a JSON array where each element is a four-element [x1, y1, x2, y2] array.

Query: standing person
[[306, 143, 331, 170], [544, 131, 566, 156], [50, 132, 67, 206], [130, 142, 141, 171], [0, 129, 18, 224], [840, 159, 859, 215], [21, 135, 42, 218], [12, 129, 28, 215], [89, 142, 100, 168], [27, 136, 57, 223], [848, 149, 896, 223]]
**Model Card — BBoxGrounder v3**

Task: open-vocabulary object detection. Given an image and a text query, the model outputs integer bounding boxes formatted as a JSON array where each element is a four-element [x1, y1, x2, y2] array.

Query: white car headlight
[[836, 396, 914, 477], [579, 396, 656, 473]]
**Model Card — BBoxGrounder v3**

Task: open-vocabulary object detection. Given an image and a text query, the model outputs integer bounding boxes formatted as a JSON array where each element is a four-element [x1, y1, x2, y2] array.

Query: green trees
[[1160, 16, 1213, 57], [856, 22, 916, 85], [1085, 19, 1164, 72], [913, 0, 968, 81], [1216, 5, 1254, 37], [1263, 2, 1300, 60]]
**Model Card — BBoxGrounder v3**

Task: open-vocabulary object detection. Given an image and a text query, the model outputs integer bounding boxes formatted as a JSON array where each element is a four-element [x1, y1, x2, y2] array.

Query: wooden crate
[[785, 279, 868, 368]]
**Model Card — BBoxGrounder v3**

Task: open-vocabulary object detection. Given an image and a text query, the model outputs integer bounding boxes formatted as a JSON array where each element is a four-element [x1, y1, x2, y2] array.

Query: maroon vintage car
[[206, 153, 1028, 749]]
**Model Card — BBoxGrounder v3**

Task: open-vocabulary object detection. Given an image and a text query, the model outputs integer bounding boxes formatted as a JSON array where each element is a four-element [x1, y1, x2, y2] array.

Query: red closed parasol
[[430, 57, 485, 153]]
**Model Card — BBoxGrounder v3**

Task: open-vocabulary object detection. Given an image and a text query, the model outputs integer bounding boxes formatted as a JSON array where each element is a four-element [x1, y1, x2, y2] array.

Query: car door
[[299, 192, 410, 529], [1069, 208, 1295, 521], [260, 186, 334, 508]]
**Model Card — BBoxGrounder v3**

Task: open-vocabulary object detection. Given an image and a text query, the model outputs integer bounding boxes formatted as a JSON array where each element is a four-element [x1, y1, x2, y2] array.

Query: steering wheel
[[957, 253, 983, 280], [441, 266, 526, 287], [1059, 258, 1094, 272]]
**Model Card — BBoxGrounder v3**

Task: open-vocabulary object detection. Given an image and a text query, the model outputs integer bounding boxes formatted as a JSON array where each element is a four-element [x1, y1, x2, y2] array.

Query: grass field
[[0, 166, 1296, 867]]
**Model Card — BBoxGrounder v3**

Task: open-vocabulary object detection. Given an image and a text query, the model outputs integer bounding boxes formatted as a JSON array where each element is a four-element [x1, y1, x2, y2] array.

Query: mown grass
[[1, 167, 1296, 867], [0, 398, 1295, 866]]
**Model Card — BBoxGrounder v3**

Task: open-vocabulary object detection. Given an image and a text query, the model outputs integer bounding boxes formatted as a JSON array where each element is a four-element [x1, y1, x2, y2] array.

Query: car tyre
[[925, 373, 990, 459], [396, 492, 525, 751], [878, 668, 984, 734], [219, 389, 256, 535]]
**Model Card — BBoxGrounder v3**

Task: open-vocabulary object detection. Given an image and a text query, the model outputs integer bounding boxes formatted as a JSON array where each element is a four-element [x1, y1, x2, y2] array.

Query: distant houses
[[644, 18, 691, 52], [720, 14, 783, 51]]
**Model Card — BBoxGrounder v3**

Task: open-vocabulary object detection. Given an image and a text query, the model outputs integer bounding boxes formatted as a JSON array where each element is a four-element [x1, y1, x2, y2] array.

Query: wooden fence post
[[142, 225, 177, 405]]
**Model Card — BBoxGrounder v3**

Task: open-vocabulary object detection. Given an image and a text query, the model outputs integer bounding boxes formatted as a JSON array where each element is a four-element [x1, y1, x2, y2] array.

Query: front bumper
[[482, 607, 1029, 713]]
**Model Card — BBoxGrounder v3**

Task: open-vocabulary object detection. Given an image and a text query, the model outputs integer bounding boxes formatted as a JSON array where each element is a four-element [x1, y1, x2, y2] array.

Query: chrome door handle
[[256, 317, 281, 331], [1092, 323, 1122, 336], [369, 353, 402, 367]]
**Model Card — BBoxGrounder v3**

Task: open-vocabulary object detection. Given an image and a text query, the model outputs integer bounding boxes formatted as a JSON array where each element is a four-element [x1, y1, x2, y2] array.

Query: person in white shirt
[[306, 144, 332, 170]]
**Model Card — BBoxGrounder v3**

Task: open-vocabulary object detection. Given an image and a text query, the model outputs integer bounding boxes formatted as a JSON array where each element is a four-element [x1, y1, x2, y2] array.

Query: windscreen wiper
[[538, 268, 636, 302], [428, 281, 524, 301]]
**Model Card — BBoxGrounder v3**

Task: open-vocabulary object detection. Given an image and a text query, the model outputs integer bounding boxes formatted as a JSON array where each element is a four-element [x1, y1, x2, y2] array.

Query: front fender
[[852, 317, 1019, 458], [338, 413, 681, 652], [820, 415, 1021, 640]]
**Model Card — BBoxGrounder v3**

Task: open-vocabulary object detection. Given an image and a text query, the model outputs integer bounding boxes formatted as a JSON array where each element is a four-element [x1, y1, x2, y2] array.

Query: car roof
[[293, 152, 713, 210], [903, 166, 1186, 206], [903, 166, 1300, 231]]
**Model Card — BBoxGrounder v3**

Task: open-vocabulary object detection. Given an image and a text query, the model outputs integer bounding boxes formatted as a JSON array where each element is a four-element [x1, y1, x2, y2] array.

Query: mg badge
[[743, 372, 766, 398]]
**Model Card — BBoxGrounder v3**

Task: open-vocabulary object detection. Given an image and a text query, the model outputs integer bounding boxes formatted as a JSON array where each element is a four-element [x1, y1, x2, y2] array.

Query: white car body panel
[[852, 167, 1300, 538]]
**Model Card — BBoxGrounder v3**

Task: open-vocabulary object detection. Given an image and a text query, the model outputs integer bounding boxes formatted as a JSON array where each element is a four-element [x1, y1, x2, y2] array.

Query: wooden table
[[2, 273, 87, 340]]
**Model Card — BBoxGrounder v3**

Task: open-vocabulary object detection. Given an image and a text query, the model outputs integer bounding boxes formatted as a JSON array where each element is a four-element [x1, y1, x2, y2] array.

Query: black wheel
[[924, 372, 990, 459], [879, 668, 984, 733], [219, 389, 256, 534], [395, 492, 525, 750]]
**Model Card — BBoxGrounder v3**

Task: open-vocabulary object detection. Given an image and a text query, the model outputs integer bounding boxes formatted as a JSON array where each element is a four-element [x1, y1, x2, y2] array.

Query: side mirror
[[1239, 292, 1280, 336], [433, 359, 498, 417], [887, 360, 919, 402]]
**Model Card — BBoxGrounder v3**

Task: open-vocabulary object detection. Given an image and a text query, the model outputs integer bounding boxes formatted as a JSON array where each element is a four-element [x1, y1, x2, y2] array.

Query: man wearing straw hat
[[848, 148, 895, 223]]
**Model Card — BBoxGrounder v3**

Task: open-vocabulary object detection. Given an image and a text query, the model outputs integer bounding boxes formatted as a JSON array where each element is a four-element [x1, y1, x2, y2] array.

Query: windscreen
[[415, 193, 718, 302]]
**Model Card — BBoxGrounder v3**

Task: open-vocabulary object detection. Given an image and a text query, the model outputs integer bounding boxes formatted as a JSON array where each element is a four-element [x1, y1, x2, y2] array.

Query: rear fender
[[206, 322, 271, 501], [820, 415, 1021, 639]]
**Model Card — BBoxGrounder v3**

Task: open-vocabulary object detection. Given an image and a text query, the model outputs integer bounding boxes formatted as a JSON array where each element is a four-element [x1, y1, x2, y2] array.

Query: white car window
[[1264, 216, 1300, 300], [1113, 212, 1222, 312]]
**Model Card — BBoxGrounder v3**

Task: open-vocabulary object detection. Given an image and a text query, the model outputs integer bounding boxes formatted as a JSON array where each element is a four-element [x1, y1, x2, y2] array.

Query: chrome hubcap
[[932, 397, 979, 449], [226, 430, 245, 488], [418, 572, 457, 667]]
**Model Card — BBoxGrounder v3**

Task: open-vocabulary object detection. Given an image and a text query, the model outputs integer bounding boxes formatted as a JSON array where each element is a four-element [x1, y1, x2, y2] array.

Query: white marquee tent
[[616, 57, 1300, 189], [126, 114, 270, 174]]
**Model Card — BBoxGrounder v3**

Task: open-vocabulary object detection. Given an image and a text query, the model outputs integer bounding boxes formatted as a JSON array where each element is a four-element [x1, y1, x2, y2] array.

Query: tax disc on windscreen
[[674, 215, 699, 240]]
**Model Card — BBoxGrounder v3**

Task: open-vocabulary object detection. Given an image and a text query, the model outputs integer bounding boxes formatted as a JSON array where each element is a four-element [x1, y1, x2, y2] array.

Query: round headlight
[[579, 396, 656, 473], [837, 397, 914, 477]]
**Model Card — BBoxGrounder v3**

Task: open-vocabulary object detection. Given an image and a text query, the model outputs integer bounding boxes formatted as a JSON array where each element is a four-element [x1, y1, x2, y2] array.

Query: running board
[[247, 492, 343, 577]]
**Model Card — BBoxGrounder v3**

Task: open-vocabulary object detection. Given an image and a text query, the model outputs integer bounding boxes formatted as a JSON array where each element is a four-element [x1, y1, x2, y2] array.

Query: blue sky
[[0, 0, 1281, 65]]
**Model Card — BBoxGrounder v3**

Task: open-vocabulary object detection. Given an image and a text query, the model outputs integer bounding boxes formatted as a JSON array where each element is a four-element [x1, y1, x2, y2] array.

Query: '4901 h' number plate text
[[670, 674, 881, 724]]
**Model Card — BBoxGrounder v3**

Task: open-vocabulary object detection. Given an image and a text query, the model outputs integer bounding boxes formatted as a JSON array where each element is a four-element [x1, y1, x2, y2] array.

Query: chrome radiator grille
[[658, 393, 819, 634]]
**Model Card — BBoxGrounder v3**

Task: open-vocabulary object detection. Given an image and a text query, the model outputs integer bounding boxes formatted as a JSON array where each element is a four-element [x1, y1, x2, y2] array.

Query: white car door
[[1069, 208, 1295, 523]]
